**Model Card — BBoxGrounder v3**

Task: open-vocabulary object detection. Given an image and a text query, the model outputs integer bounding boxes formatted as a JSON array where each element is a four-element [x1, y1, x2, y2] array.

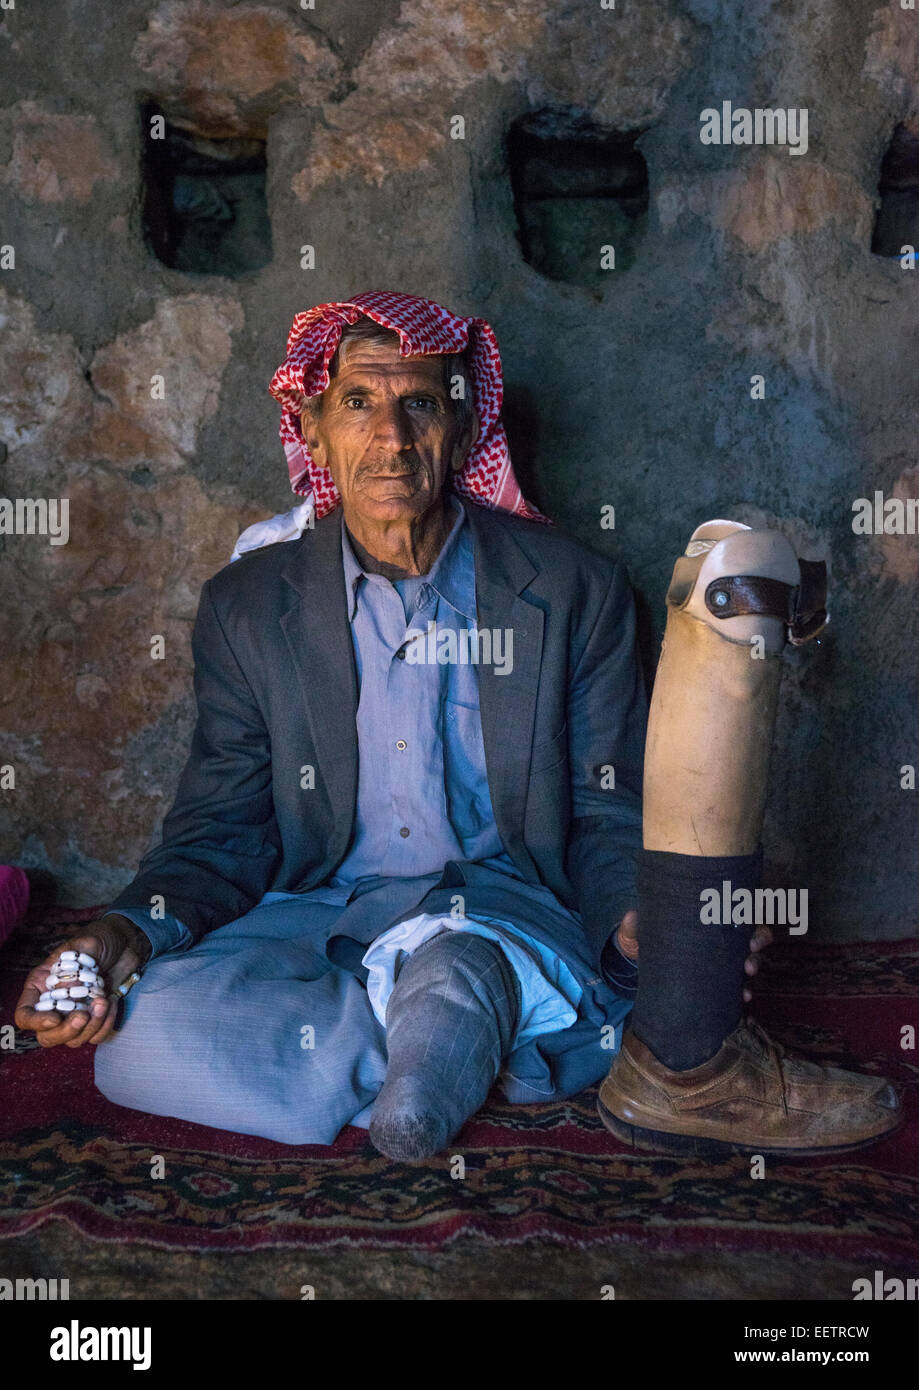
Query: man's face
[[299, 339, 476, 527]]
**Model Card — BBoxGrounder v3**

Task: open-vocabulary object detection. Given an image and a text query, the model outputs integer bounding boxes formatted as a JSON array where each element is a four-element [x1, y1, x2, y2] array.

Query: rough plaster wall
[[0, 0, 915, 936]]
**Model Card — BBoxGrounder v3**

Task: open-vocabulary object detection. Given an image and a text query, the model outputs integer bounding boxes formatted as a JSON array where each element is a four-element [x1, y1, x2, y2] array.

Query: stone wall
[[0, 0, 916, 936]]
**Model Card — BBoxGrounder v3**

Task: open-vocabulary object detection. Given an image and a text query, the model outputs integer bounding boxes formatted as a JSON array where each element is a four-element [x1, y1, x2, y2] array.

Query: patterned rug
[[1, 904, 916, 1262]]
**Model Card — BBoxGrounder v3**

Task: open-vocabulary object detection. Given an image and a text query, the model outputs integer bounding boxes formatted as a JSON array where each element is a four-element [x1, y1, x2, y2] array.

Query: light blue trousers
[[94, 893, 390, 1145], [94, 886, 632, 1145]]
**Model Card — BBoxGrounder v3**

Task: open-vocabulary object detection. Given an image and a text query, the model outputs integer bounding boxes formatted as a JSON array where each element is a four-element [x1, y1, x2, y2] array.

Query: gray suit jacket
[[108, 494, 648, 966]]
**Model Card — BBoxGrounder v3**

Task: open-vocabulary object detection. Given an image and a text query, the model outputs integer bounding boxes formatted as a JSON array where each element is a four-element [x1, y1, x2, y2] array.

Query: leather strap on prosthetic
[[629, 520, 827, 1070]]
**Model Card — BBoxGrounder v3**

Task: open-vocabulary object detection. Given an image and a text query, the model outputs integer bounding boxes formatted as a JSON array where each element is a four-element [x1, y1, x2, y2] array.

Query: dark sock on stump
[[369, 931, 521, 1161]]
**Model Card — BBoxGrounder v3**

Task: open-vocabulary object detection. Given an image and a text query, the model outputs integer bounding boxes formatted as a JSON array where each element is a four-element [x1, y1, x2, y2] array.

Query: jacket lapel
[[279, 513, 358, 858], [463, 499, 544, 870]]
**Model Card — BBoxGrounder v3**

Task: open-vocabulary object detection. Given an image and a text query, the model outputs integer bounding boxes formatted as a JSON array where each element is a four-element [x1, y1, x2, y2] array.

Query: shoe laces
[[745, 1017, 789, 1115]]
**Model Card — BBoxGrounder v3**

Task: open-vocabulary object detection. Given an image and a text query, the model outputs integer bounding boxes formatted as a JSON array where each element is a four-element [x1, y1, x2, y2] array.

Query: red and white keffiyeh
[[267, 289, 547, 522]]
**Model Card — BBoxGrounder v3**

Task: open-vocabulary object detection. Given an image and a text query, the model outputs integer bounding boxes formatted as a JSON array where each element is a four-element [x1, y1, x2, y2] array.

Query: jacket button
[[399, 826, 410, 838]]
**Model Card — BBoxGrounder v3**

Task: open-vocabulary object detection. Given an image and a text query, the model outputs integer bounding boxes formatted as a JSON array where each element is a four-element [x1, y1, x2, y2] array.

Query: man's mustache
[[358, 455, 426, 478]]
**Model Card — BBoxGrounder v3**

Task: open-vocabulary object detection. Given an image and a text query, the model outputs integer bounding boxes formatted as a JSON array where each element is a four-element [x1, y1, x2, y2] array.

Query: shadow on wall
[[502, 381, 657, 702], [871, 124, 919, 258]]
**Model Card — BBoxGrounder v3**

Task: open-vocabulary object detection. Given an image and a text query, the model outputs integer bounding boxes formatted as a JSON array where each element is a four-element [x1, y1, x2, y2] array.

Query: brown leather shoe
[[598, 1018, 902, 1157]]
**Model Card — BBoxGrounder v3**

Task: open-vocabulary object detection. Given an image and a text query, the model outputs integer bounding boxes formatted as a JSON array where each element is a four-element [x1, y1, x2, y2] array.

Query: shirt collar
[[340, 492, 476, 623]]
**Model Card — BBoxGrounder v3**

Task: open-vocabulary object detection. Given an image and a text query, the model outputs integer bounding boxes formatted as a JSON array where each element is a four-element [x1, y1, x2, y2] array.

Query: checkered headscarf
[[268, 290, 547, 522]]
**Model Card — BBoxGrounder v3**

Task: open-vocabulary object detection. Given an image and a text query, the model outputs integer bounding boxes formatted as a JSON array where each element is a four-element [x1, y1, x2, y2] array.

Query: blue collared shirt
[[331, 493, 518, 885]]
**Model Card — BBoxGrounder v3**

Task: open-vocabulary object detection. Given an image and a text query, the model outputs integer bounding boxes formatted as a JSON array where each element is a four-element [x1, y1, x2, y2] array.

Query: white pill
[[55, 999, 76, 1012], [78, 969, 97, 983], [35, 1000, 55, 1012], [77, 952, 96, 967], [88, 987, 106, 999], [46, 974, 59, 987], [39, 991, 53, 1002], [51, 988, 69, 999], [60, 951, 78, 960], [68, 985, 89, 998]]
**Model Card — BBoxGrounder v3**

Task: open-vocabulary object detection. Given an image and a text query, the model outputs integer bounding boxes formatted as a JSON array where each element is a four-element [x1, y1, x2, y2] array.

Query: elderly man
[[16, 291, 899, 1160]]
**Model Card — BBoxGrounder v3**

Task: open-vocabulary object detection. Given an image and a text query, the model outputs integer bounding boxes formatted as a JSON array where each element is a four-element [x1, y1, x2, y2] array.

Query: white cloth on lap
[[363, 910, 581, 1049]]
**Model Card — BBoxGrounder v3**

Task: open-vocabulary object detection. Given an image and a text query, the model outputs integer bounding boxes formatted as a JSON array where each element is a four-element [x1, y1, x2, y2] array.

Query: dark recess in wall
[[507, 109, 649, 284], [140, 102, 272, 276], [871, 124, 919, 257]]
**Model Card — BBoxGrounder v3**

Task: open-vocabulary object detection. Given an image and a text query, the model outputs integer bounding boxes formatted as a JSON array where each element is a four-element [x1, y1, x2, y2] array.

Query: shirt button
[[399, 826, 410, 838], [396, 648, 406, 660], [395, 739, 407, 751]]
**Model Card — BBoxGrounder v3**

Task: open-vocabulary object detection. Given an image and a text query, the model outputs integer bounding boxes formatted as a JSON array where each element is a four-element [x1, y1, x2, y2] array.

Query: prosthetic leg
[[598, 520, 901, 1155]]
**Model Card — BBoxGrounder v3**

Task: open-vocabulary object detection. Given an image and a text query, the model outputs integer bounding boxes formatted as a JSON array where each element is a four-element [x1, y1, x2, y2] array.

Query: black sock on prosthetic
[[628, 848, 763, 1071]]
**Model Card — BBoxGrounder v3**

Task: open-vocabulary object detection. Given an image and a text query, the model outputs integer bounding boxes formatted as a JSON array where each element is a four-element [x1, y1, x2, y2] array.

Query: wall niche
[[141, 103, 272, 276], [508, 109, 648, 286]]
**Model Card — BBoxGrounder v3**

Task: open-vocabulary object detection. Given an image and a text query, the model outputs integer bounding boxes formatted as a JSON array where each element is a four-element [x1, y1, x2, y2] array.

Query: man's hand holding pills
[[14, 915, 151, 1048]]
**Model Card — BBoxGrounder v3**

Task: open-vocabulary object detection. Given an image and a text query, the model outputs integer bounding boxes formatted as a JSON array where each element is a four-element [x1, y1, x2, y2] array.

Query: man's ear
[[451, 412, 480, 472], [299, 403, 325, 463]]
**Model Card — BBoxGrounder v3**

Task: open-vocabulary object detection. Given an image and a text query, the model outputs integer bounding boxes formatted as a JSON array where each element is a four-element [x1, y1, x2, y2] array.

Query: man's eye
[[407, 397, 437, 410], [344, 397, 367, 409]]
